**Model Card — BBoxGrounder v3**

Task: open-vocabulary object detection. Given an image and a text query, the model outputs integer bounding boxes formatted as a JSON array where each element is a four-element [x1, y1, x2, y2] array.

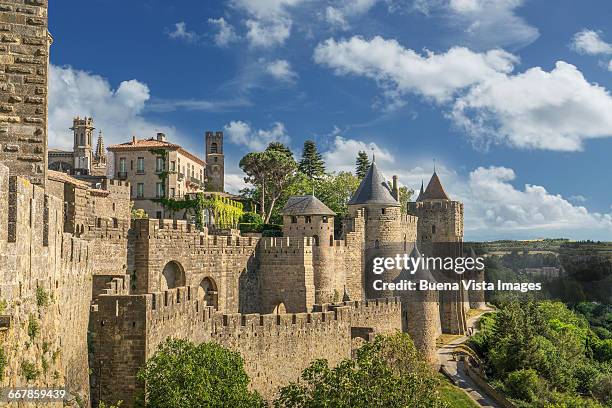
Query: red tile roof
[[107, 137, 205, 166]]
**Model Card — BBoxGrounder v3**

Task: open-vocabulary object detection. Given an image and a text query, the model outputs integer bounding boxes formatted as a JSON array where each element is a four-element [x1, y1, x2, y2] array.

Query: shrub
[[0, 348, 7, 381], [503, 369, 545, 403], [21, 360, 39, 381], [27, 315, 40, 339], [0, 299, 7, 314], [239, 212, 263, 225], [131, 208, 148, 219], [262, 224, 282, 237], [238, 223, 263, 234], [36, 286, 49, 307], [136, 338, 264, 408]]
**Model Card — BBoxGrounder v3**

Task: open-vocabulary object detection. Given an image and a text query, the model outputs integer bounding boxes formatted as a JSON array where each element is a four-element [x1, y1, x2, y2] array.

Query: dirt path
[[437, 309, 500, 408]]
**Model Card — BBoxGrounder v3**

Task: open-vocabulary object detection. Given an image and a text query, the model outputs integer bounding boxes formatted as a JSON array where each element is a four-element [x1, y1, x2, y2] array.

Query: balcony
[[177, 172, 184, 181], [117, 171, 127, 179]]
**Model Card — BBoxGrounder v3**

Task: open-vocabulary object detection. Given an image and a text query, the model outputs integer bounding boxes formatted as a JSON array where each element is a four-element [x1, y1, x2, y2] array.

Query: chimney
[[392, 175, 400, 201], [157, 132, 166, 142], [132, 136, 136, 144]]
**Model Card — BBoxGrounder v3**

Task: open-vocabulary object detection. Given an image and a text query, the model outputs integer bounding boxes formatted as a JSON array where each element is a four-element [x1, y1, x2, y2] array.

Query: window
[[170, 188, 175, 197], [170, 161, 176, 171], [432, 225, 436, 234], [156, 211, 162, 219], [156, 157, 164, 172], [137, 157, 144, 173], [322, 216, 328, 223], [291, 216, 297, 223], [210, 142, 218, 153], [136, 183, 144, 198], [156, 182, 164, 198], [119, 158, 126, 173], [305, 216, 312, 224], [214, 157, 218, 163], [80, 134, 84, 146], [382, 208, 386, 214]]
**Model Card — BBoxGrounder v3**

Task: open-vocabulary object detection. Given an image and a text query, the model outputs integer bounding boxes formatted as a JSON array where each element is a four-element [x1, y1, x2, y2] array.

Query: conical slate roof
[[420, 172, 450, 201], [395, 245, 437, 283], [416, 180, 424, 201], [348, 162, 399, 206], [282, 195, 335, 216]]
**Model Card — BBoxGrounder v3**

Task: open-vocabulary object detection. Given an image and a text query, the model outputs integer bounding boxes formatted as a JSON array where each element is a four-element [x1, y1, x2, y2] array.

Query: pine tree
[[298, 140, 325, 179], [355, 151, 370, 179]]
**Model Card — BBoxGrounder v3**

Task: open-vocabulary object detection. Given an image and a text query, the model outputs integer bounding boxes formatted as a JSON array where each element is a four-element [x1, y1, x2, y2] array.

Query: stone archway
[[160, 261, 186, 291], [198, 277, 219, 310], [272, 302, 286, 314]]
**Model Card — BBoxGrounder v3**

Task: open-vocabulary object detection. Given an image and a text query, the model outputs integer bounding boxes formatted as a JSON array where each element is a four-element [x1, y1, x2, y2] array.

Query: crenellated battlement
[[408, 200, 463, 212]]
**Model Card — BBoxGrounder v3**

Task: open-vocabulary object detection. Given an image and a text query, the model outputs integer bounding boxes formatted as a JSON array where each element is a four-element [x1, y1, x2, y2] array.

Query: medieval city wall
[[91, 285, 402, 406]]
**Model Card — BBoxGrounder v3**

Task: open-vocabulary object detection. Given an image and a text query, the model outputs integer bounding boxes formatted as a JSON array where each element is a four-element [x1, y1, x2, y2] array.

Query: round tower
[[407, 171, 468, 335], [348, 161, 403, 299], [394, 245, 441, 364], [282, 195, 339, 303]]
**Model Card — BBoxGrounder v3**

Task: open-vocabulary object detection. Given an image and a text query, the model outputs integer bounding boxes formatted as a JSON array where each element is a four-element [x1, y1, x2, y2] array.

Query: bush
[[131, 208, 148, 219], [36, 286, 49, 307], [262, 224, 282, 237], [21, 360, 39, 381], [592, 373, 612, 405], [136, 338, 264, 408], [0, 348, 7, 381], [239, 223, 263, 234], [239, 212, 263, 225], [503, 369, 545, 403], [28, 315, 40, 339], [275, 333, 447, 408]]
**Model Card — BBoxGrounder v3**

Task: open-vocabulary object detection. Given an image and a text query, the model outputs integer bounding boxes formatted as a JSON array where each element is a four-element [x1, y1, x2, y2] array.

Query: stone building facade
[[107, 132, 206, 219], [0, 1, 483, 406], [48, 117, 107, 176]]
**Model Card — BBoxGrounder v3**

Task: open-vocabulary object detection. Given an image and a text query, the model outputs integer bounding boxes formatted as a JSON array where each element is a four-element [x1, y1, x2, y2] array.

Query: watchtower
[[71, 117, 95, 173], [205, 131, 224, 192]]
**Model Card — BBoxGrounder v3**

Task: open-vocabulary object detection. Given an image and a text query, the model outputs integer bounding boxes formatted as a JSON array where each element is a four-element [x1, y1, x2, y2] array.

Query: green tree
[[136, 339, 264, 408], [298, 140, 325, 179], [398, 186, 413, 214], [275, 333, 447, 408], [355, 151, 370, 179], [239, 143, 298, 223]]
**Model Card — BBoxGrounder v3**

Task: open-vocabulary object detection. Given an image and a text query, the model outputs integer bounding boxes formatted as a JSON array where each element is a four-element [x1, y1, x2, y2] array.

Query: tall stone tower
[[282, 195, 339, 304], [408, 171, 467, 334], [71, 116, 94, 173], [205, 130, 224, 192], [348, 161, 403, 300], [0, 0, 52, 187]]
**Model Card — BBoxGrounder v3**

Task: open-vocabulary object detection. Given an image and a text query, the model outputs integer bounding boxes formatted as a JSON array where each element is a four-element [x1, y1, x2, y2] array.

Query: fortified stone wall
[[0, 164, 91, 406], [0, 0, 51, 187], [129, 218, 259, 313], [91, 286, 401, 407]]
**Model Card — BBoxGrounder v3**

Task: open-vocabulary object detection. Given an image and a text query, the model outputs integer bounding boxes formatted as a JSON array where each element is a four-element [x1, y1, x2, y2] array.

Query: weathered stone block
[[4, 144, 19, 152]]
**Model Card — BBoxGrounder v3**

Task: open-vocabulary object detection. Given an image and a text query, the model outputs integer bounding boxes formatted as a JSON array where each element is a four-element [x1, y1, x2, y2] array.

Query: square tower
[[205, 131, 224, 192], [0, 0, 51, 187]]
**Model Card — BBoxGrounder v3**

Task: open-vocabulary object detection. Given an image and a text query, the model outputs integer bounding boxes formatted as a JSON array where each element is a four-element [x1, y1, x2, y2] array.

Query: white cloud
[[313, 36, 517, 103], [570, 29, 612, 55], [464, 166, 612, 238], [265, 59, 298, 82], [324, 0, 378, 30], [569, 195, 587, 203], [451, 61, 612, 151], [224, 121, 291, 151], [225, 173, 249, 194], [412, 0, 538, 49], [167, 22, 198, 42], [245, 19, 291, 48], [323, 135, 395, 173], [48, 65, 181, 151], [230, 0, 305, 47], [609, 59, 612, 72], [208, 17, 240, 47]]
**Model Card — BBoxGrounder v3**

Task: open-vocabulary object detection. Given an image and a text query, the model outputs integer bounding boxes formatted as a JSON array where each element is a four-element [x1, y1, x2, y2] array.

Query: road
[[437, 310, 500, 408]]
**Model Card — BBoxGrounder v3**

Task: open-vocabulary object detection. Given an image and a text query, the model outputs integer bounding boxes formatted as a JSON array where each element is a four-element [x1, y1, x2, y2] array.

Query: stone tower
[[394, 245, 441, 364], [94, 130, 106, 166], [205, 130, 224, 192], [71, 116, 95, 173], [0, 0, 52, 187], [348, 161, 403, 300], [407, 171, 467, 334], [282, 195, 340, 304]]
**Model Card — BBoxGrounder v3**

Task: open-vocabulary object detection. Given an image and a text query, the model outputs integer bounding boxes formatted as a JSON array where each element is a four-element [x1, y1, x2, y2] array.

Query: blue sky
[[47, 0, 612, 241]]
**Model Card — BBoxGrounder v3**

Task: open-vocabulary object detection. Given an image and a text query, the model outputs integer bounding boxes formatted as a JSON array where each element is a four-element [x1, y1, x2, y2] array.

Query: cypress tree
[[355, 151, 370, 179], [298, 140, 325, 179]]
